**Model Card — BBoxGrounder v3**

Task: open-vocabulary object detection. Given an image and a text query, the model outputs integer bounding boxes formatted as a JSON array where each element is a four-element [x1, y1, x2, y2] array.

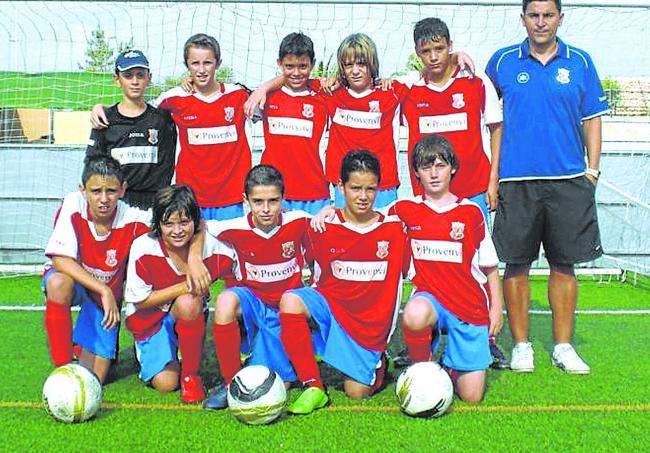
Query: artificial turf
[[1, 275, 649, 451]]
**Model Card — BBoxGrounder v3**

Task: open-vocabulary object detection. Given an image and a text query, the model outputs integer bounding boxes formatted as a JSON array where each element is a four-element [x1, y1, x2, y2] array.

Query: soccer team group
[[43, 0, 610, 415]]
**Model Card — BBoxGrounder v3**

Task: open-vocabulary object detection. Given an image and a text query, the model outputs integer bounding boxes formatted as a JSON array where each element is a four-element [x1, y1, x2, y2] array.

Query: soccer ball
[[227, 365, 287, 425], [42, 363, 102, 423], [395, 361, 454, 418]]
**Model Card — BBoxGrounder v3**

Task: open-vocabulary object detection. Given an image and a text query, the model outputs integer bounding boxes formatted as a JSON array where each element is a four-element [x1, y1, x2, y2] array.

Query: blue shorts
[[42, 268, 118, 360], [200, 203, 244, 221], [288, 287, 383, 386], [413, 291, 491, 372], [467, 192, 490, 226], [227, 286, 296, 382], [334, 187, 398, 210], [134, 312, 178, 382], [283, 198, 331, 216]]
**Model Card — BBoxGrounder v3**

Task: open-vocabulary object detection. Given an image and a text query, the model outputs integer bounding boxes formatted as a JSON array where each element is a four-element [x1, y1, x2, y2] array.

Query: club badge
[[451, 93, 465, 109], [281, 241, 295, 259], [376, 240, 389, 259], [449, 222, 465, 241], [302, 103, 314, 118], [224, 106, 235, 122], [105, 249, 118, 267], [556, 68, 570, 84], [147, 128, 159, 145]]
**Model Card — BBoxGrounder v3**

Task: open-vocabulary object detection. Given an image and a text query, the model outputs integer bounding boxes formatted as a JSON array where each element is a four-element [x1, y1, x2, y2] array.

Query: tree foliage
[[79, 28, 133, 73]]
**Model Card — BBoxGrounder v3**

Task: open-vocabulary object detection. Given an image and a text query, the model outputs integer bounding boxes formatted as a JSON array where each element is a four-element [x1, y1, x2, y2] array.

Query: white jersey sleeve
[[478, 222, 499, 268], [124, 235, 155, 304], [477, 69, 502, 126], [45, 192, 84, 259]]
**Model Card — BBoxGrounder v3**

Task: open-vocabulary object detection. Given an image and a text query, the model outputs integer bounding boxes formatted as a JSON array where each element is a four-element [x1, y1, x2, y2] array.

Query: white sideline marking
[[1, 306, 650, 315]]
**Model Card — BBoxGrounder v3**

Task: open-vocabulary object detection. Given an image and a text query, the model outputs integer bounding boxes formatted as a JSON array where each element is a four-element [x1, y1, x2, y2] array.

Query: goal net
[[1, 0, 650, 277]]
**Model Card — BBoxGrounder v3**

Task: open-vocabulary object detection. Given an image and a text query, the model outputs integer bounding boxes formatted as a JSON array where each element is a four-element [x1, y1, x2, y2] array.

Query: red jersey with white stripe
[[261, 86, 329, 201], [155, 84, 251, 208], [388, 196, 498, 325], [44, 192, 151, 305], [123, 232, 235, 341], [324, 85, 408, 190], [206, 211, 311, 308], [399, 70, 501, 198], [309, 210, 407, 351]]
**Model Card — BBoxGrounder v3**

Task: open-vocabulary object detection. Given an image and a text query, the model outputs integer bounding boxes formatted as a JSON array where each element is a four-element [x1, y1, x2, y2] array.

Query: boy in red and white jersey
[[322, 34, 408, 208], [259, 32, 330, 215], [124, 185, 235, 404], [43, 156, 151, 383], [388, 135, 503, 403], [398, 18, 502, 218], [203, 165, 312, 410], [279, 150, 407, 415], [93, 34, 251, 221]]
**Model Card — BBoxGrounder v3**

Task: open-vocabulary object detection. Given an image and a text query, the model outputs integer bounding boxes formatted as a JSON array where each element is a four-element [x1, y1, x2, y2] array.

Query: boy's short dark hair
[[183, 33, 221, 66], [81, 155, 124, 185], [278, 32, 315, 63], [413, 17, 451, 47], [523, 0, 561, 13], [411, 135, 459, 176], [244, 165, 285, 197], [151, 185, 202, 237], [340, 150, 381, 184]]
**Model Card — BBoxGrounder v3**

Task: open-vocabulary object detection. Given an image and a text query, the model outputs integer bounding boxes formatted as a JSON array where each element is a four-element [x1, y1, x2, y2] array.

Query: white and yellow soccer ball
[[227, 365, 287, 425], [395, 361, 454, 418], [42, 363, 102, 423]]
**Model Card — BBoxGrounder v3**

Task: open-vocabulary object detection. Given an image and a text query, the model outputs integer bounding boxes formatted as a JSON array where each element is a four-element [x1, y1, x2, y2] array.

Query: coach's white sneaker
[[552, 344, 590, 375], [510, 342, 535, 372]]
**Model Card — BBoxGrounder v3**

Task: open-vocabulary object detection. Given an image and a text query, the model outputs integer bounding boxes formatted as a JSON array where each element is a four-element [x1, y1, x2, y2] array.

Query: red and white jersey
[[399, 69, 501, 198], [206, 211, 311, 309], [324, 85, 408, 190], [155, 84, 251, 208], [44, 191, 151, 304], [388, 196, 498, 325], [261, 86, 329, 201], [123, 232, 235, 341], [309, 210, 407, 351]]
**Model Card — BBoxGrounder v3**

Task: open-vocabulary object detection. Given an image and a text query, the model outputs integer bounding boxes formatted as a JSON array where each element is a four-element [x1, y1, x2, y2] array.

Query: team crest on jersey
[[147, 128, 159, 145], [451, 93, 465, 109], [556, 68, 570, 84], [449, 222, 465, 241], [302, 103, 314, 118], [281, 241, 296, 258], [517, 72, 530, 84], [368, 100, 380, 113], [105, 249, 118, 267], [376, 241, 389, 259], [224, 106, 235, 122]]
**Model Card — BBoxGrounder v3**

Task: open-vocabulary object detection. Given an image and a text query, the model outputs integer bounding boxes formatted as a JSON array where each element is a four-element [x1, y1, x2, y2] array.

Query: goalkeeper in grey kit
[[86, 49, 176, 209]]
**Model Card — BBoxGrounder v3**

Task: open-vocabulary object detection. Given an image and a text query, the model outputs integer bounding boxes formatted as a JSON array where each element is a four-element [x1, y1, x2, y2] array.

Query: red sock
[[212, 321, 241, 385], [175, 316, 205, 378], [402, 323, 433, 363], [45, 300, 73, 367], [280, 312, 323, 389]]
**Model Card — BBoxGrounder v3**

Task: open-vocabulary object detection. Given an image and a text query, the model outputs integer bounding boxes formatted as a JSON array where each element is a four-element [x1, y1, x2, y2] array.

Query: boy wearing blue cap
[[86, 50, 176, 209]]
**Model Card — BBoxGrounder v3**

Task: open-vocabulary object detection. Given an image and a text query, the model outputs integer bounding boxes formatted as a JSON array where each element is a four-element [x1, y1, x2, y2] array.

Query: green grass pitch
[[0, 275, 649, 451]]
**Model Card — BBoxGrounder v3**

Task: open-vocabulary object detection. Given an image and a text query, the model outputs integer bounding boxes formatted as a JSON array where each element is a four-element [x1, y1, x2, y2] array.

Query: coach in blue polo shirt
[[486, 0, 609, 375]]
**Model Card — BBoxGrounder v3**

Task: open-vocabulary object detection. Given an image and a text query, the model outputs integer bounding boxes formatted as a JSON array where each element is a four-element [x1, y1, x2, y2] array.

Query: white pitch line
[[1, 306, 650, 315]]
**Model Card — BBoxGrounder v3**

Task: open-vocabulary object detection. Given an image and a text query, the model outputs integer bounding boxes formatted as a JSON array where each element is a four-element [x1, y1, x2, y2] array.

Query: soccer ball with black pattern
[[227, 365, 287, 425], [42, 364, 102, 423], [396, 361, 454, 418]]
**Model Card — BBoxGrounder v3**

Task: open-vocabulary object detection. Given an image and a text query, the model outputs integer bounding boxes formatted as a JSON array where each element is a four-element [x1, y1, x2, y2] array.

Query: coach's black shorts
[[493, 177, 603, 265]]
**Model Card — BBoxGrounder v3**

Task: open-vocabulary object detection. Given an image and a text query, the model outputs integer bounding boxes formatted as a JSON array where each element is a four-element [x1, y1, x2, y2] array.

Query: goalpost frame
[[29, 0, 650, 6]]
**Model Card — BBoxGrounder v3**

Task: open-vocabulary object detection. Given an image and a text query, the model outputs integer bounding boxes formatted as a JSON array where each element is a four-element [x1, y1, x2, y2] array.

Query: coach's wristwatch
[[585, 168, 601, 179]]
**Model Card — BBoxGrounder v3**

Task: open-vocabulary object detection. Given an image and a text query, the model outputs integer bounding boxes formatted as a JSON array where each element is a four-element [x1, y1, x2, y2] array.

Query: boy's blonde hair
[[336, 33, 379, 87]]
